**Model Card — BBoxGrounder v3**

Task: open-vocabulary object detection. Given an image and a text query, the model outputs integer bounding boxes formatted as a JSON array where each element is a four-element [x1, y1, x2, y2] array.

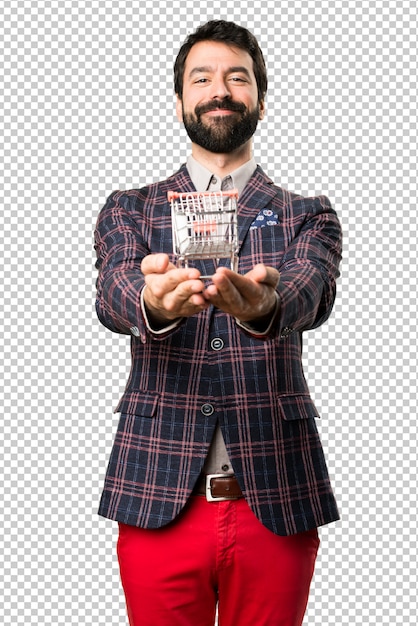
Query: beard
[[182, 99, 261, 154]]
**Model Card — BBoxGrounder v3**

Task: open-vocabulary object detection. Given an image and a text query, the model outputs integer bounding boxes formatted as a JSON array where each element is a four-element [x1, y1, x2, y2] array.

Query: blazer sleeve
[[94, 190, 179, 339], [273, 194, 342, 338]]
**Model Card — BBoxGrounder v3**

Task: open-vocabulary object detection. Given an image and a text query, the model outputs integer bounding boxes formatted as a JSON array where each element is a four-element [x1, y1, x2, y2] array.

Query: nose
[[208, 75, 231, 100]]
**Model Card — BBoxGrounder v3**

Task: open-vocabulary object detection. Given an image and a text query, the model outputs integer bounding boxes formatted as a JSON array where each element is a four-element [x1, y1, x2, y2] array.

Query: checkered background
[[1, 0, 417, 624]]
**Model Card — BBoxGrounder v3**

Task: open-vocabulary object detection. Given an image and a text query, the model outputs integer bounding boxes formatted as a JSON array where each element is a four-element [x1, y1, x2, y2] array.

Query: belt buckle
[[205, 473, 232, 502]]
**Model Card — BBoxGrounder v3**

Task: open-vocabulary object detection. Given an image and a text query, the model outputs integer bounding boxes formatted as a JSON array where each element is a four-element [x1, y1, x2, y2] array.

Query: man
[[95, 20, 342, 626]]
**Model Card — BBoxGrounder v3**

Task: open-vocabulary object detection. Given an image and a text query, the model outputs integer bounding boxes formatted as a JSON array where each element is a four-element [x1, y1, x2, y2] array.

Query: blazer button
[[201, 403, 214, 416], [210, 337, 224, 350]]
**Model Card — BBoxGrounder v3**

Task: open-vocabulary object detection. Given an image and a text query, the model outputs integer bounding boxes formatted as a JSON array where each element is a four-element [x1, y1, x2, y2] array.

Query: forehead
[[184, 40, 255, 76]]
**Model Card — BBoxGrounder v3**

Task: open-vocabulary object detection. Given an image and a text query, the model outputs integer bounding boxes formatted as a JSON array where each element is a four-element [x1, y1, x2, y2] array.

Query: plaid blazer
[[94, 164, 342, 536]]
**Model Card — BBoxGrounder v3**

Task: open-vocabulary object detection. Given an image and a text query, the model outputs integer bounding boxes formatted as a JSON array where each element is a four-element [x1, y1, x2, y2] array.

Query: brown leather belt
[[193, 473, 243, 501]]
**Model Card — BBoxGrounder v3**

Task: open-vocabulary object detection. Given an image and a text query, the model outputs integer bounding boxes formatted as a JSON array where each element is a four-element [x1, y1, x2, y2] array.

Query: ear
[[258, 99, 266, 121], [176, 95, 183, 123]]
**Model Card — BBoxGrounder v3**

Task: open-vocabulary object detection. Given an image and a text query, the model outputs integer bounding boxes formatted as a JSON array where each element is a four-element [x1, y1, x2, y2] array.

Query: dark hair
[[174, 20, 268, 101]]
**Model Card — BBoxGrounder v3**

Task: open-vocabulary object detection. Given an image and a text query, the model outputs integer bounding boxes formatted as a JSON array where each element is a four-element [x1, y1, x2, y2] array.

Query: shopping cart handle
[[167, 189, 239, 201]]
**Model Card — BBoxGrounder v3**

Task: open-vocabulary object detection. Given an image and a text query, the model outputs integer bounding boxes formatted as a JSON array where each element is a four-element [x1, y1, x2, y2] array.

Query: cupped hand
[[203, 264, 280, 323], [141, 254, 209, 324]]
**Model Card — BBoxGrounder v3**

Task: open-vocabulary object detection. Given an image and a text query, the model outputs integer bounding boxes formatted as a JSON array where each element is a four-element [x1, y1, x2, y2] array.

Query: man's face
[[176, 41, 265, 154]]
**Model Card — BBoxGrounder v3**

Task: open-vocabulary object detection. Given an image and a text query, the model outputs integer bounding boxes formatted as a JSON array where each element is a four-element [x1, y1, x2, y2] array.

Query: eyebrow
[[188, 66, 252, 79]]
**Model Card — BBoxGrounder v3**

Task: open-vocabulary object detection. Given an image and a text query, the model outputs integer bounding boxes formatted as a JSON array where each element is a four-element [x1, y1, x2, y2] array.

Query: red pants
[[117, 496, 320, 626]]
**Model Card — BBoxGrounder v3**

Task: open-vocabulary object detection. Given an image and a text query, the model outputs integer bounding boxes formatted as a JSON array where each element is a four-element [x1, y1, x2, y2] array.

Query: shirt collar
[[186, 154, 257, 196]]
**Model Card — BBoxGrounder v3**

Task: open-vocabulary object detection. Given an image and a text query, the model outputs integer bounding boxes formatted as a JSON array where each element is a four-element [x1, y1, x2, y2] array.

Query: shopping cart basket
[[168, 189, 239, 277]]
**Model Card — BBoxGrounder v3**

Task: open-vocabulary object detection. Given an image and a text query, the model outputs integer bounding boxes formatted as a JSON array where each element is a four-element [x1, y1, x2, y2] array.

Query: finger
[[249, 264, 280, 288], [205, 273, 246, 306], [215, 264, 279, 289], [162, 280, 208, 315], [208, 269, 239, 295], [141, 253, 171, 275], [145, 272, 201, 303], [211, 267, 259, 297]]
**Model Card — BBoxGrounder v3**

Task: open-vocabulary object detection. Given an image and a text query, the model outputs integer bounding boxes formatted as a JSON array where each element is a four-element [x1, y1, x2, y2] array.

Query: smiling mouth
[[204, 109, 237, 116], [196, 100, 246, 117]]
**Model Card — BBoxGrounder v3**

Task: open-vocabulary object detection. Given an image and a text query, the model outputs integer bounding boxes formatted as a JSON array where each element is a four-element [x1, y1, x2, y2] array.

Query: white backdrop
[[1, 0, 417, 624]]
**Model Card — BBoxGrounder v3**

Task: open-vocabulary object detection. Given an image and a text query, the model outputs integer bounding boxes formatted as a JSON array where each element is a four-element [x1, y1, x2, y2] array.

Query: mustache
[[195, 99, 247, 116]]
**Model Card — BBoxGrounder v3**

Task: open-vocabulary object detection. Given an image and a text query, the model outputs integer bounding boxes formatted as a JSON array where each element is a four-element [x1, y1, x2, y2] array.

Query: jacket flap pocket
[[276, 394, 320, 420], [114, 390, 160, 417]]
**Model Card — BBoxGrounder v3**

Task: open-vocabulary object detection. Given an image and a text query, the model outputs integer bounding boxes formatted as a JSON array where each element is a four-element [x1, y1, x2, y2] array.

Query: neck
[[191, 140, 253, 177]]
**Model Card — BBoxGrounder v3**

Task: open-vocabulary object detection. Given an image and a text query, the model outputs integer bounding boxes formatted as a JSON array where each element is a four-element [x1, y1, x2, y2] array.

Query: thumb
[[141, 253, 173, 275], [250, 264, 280, 288]]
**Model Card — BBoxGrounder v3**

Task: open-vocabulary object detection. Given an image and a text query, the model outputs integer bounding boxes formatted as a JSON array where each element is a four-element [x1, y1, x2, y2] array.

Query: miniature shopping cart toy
[[168, 189, 239, 279]]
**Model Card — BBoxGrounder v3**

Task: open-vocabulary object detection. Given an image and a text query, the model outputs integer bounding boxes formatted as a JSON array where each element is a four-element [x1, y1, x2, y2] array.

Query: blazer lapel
[[168, 164, 196, 193], [237, 166, 282, 249]]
